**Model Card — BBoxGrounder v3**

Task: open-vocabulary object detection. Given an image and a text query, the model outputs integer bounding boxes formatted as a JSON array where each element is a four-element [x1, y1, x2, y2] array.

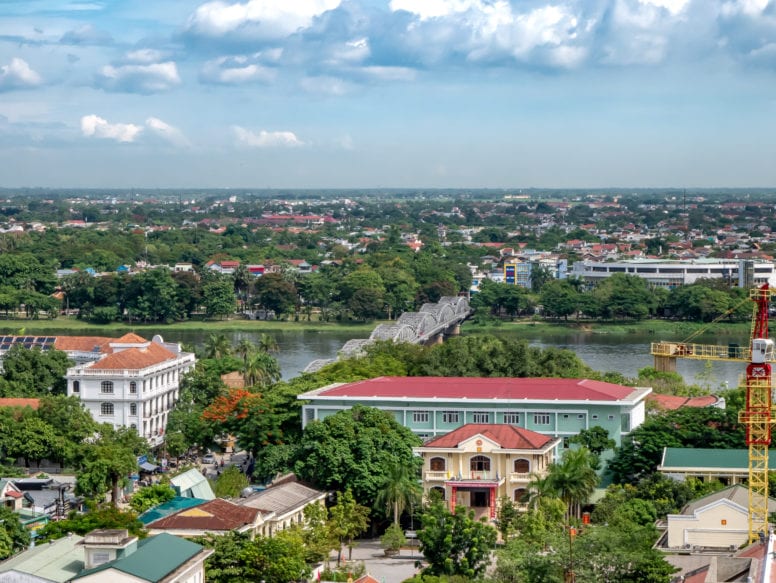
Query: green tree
[[0, 506, 31, 559], [417, 499, 497, 578], [212, 465, 249, 498], [541, 448, 600, 519], [540, 280, 580, 320], [39, 506, 145, 541], [374, 460, 422, 525], [76, 426, 147, 505], [328, 489, 370, 563], [129, 484, 175, 514], [202, 276, 236, 319], [253, 273, 297, 317], [0, 344, 71, 396], [294, 405, 422, 509], [301, 502, 336, 563], [204, 333, 232, 360]]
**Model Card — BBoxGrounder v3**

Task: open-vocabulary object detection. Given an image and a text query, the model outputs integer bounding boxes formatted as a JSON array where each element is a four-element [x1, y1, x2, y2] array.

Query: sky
[[1, 0, 776, 190]]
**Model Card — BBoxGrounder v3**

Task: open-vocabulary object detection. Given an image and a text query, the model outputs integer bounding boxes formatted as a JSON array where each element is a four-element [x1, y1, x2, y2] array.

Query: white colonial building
[[64, 333, 195, 447]]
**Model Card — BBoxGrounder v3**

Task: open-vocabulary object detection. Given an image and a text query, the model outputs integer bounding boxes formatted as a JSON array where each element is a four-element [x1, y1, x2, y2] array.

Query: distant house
[[662, 485, 776, 550], [658, 448, 776, 486], [414, 424, 560, 521], [169, 468, 215, 501], [0, 529, 211, 583], [239, 477, 327, 535], [145, 498, 265, 538]]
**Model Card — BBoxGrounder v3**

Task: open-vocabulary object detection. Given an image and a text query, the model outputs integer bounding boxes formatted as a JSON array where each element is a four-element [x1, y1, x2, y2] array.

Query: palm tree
[[257, 333, 279, 354], [545, 448, 599, 519], [243, 351, 281, 388], [235, 338, 255, 366], [375, 461, 422, 526], [204, 333, 231, 359]]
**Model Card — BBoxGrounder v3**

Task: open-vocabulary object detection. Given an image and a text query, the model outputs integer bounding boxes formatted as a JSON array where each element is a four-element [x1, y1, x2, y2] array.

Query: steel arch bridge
[[302, 296, 472, 373]]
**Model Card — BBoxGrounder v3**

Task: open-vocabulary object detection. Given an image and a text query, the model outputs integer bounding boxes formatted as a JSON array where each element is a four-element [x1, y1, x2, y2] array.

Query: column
[[451, 486, 457, 514], [489, 486, 496, 519]]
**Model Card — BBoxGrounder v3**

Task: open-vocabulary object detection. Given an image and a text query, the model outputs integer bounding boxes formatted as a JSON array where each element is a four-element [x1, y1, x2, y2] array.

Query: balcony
[[509, 472, 531, 483], [424, 471, 447, 481]]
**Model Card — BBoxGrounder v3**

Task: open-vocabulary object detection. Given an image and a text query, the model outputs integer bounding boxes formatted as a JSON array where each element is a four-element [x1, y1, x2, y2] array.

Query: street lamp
[[566, 525, 577, 583]]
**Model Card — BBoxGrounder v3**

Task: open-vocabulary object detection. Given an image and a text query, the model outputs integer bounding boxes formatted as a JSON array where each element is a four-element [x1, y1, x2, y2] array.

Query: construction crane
[[651, 283, 775, 543]]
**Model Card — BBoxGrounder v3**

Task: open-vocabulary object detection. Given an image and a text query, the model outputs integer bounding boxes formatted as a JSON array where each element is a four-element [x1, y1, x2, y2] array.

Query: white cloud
[[200, 56, 275, 84], [359, 66, 416, 81], [0, 58, 42, 91], [145, 117, 189, 147], [97, 61, 181, 93], [638, 0, 690, 15], [233, 126, 304, 147], [389, 0, 483, 21], [721, 0, 770, 17], [187, 0, 341, 38], [300, 75, 352, 95], [125, 49, 166, 64], [81, 115, 142, 142]]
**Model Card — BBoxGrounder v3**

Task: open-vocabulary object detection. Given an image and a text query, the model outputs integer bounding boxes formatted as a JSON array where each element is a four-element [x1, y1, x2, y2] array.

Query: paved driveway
[[323, 539, 424, 583]]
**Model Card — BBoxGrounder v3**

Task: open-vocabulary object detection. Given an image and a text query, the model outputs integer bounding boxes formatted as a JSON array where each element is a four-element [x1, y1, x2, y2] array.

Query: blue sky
[[1, 0, 776, 189]]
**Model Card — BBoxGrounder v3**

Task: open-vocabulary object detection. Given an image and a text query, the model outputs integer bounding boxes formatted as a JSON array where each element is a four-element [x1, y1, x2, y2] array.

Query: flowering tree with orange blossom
[[202, 388, 285, 460]]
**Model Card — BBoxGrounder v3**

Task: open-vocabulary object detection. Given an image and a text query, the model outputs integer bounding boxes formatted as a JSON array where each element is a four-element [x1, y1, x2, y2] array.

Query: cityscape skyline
[[1, 0, 775, 189]]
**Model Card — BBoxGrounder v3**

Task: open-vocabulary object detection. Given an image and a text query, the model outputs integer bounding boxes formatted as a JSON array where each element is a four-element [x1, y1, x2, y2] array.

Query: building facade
[[569, 258, 776, 289], [415, 424, 561, 521], [65, 333, 195, 447], [298, 376, 651, 445]]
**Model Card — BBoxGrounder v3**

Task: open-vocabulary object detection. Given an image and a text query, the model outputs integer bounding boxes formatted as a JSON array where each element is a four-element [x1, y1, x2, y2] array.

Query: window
[[503, 413, 520, 425], [72, 381, 80, 394], [514, 459, 530, 473], [470, 455, 490, 472], [472, 412, 490, 423], [430, 457, 446, 471], [442, 411, 460, 424], [514, 488, 527, 503], [577, 414, 584, 419], [129, 382, 137, 394], [130, 403, 137, 416], [100, 403, 114, 416], [533, 413, 551, 425], [608, 414, 615, 420], [592, 414, 599, 420], [563, 437, 570, 449], [101, 381, 114, 394], [413, 411, 429, 424]]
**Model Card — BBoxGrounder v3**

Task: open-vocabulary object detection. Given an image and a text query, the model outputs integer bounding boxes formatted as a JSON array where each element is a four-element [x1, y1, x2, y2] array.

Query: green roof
[[0, 534, 85, 582], [139, 496, 207, 525], [660, 447, 776, 470], [73, 533, 204, 582]]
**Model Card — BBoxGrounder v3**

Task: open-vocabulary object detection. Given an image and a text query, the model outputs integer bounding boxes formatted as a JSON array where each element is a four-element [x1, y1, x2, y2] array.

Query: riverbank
[[0, 316, 751, 340], [465, 318, 752, 338], [0, 317, 377, 335]]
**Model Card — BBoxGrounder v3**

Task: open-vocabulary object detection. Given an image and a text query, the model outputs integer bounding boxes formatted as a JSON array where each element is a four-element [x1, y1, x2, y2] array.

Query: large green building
[[298, 376, 651, 446]]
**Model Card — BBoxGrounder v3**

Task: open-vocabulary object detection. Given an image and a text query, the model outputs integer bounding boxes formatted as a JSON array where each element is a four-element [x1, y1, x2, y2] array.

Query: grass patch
[[0, 316, 378, 335]]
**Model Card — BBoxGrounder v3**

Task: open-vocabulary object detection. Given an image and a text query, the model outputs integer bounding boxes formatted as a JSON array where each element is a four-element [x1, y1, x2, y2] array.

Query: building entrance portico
[[448, 480, 500, 519]]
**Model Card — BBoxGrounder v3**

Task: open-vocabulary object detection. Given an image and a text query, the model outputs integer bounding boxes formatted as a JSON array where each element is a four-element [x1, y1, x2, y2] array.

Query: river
[[157, 327, 747, 390], [25, 326, 748, 389]]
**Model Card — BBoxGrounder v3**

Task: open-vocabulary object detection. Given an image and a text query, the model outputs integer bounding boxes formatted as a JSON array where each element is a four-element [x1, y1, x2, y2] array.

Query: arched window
[[130, 403, 137, 416], [129, 382, 137, 394], [514, 488, 527, 503], [101, 381, 114, 394], [430, 457, 446, 471], [470, 455, 490, 473], [514, 459, 530, 473], [72, 381, 80, 393], [130, 423, 137, 430], [100, 403, 114, 416], [430, 486, 446, 501]]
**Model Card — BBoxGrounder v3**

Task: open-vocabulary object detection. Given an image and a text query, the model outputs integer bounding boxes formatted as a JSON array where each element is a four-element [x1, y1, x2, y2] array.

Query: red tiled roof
[[0, 398, 40, 410], [423, 424, 554, 450], [53, 336, 114, 353], [113, 333, 149, 344], [88, 341, 177, 371], [316, 377, 639, 401], [147, 498, 260, 531], [648, 394, 720, 410]]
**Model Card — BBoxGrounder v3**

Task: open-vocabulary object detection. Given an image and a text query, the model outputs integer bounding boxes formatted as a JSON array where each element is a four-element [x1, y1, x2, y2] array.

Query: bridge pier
[[447, 324, 461, 337], [433, 333, 444, 345]]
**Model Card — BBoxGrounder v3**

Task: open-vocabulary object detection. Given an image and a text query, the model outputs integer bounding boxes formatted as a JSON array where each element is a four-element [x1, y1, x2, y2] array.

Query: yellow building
[[414, 423, 561, 521]]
